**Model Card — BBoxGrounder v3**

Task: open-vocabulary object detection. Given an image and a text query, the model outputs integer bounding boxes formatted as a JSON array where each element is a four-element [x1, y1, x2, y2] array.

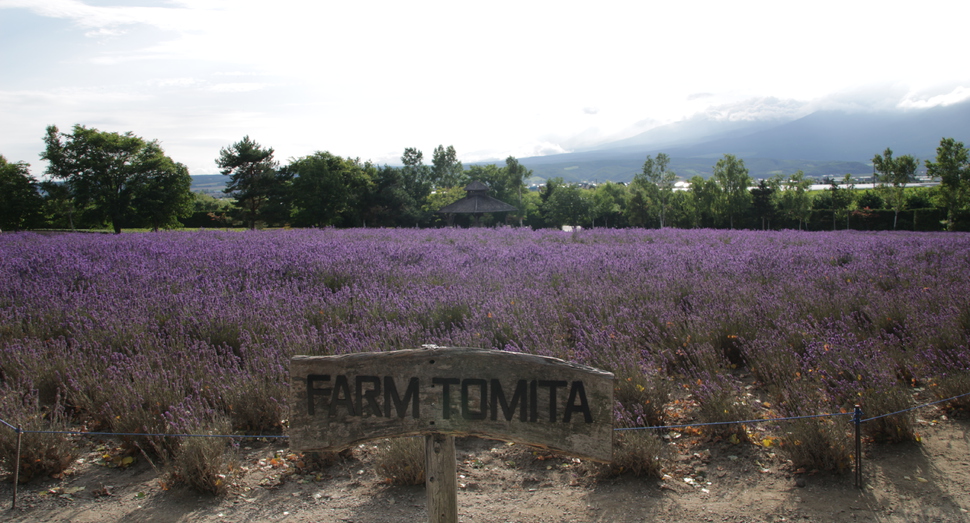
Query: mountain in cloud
[[519, 99, 970, 182], [667, 101, 970, 161], [588, 97, 808, 154]]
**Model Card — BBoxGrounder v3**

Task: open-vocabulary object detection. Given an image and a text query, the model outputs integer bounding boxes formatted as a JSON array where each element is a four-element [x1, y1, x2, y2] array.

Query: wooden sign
[[290, 346, 614, 461]]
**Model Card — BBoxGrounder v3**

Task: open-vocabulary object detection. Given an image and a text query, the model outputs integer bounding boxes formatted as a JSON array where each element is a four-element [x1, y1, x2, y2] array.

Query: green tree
[[42, 124, 191, 233], [216, 136, 281, 230], [636, 153, 677, 228], [431, 145, 466, 189], [541, 183, 591, 228], [750, 179, 777, 230], [857, 191, 884, 210], [192, 192, 233, 213], [188, 191, 234, 227], [39, 180, 75, 230], [519, 190, 543, 228], [364, 164, 426, 227], [401, 147, 432, 194], [402, 147, 424, 169], [466, 164, 502, 191], [872, 147, 917, 229], [504, 156, 531, 226], [830, 174, 855, 230], [712, 154, 752, 229], [687, 175, 720, 228], [400, 148, 434, 225], [625, 181, 657, 228], [540, 176, 561, 205], [0, 155, 43, 231], [778, 170, 812, 230], [287, 152, 372, 227], [665, 190, 695, 228], [131, 153, 193, 231], [538, 177, 563, 227], [591, 181, 627, 228], [924, 137, 970, 231]]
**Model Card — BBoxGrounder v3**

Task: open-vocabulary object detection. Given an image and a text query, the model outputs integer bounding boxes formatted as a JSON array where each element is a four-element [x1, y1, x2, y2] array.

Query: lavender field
[[2, 228, 969, 478]]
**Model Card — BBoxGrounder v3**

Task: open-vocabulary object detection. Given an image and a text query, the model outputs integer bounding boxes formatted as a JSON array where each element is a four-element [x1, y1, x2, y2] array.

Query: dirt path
[[3, 417, 969, 523]]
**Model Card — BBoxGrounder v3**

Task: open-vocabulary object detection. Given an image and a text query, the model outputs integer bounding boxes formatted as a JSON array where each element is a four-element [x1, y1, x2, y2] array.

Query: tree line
[[2, 125, 969, 232]]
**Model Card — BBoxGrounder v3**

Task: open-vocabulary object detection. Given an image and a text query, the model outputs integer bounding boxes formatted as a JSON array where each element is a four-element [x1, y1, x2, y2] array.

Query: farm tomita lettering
[[305, 375, 594, 424]]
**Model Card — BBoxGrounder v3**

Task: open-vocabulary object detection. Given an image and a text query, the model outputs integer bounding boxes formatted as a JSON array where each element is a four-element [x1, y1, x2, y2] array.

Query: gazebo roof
[[438, 182, 518, 214]]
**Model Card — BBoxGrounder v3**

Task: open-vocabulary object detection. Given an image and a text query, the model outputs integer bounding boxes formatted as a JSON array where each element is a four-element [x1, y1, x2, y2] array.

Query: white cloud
[[687, 93, 714, 101], [809, 84, 914, 114], [207, 83, 267, 93], [149, 77, 200, 88], [527, 142, 570, 157], [899, 87, 970, 110], [0, 87, 152, 108], [700, 97, 811, 122], [0, 0, 200, 30], [83, 27, 126, 38]]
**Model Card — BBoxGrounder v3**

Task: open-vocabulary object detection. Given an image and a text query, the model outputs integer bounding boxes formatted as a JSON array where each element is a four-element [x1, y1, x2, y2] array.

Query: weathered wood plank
[[289, 346, 614, 461], [425, 434, 457, 523]]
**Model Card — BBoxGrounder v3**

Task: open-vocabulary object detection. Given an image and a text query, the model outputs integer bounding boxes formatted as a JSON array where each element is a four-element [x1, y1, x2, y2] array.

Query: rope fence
[[861, 390, 970, 423], [614, 411, 854, 432], [10, 429, 288, 440], [3, 390, 968, 510]]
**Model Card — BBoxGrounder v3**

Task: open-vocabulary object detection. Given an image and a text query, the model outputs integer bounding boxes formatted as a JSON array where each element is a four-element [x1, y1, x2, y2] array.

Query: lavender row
[[1, 228, 968, 443]]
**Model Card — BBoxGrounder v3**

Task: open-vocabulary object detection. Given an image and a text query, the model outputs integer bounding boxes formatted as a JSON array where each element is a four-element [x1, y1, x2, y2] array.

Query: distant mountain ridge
[[518, 100, 970, 182], [191, 100, 970, 191]]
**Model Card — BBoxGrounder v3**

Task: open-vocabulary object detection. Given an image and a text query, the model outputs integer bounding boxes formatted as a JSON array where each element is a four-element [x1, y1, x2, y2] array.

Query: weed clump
[[777, 416, 852, 473], [690, 371, 751, 442], [861, 386, 916, 443], [373, 436, 425, 486], [0, 388, 78, 483], [590, 429, 664, 478], [167, 416, 237, 494], [614, 366, 671, 428]]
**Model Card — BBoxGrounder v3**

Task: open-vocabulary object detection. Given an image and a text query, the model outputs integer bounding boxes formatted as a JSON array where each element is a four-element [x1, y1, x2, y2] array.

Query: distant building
[[437, 181, 518, 227]]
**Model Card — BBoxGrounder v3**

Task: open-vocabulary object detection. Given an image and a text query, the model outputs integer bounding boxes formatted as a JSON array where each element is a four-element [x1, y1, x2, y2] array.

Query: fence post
[[12, 424, 22, 509], [853, 405, 863, 489]]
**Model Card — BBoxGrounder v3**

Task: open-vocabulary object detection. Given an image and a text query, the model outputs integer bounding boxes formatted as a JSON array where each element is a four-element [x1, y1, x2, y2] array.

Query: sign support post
[[425, 433, 458, 523]]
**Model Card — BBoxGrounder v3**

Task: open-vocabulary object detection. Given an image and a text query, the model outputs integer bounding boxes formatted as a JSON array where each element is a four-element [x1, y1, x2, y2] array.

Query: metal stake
[[12, 424, 22, 509], [853, 405, 863, 489]]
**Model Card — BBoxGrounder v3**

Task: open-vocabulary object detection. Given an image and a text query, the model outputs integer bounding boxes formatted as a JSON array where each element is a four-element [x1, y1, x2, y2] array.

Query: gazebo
[[437, 181, 518, 227]]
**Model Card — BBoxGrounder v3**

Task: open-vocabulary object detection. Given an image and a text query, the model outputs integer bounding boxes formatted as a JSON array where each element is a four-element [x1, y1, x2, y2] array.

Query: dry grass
[[0, 390, 78, 483], [777, 417, 852, 473], [167, 417, 237, 494], [587, 429, 664, 478], [372, 436, 425, 486]]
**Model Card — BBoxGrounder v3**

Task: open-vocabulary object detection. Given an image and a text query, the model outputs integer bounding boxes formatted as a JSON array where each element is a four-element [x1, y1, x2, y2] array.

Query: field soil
[[3, 414, 968, 523]]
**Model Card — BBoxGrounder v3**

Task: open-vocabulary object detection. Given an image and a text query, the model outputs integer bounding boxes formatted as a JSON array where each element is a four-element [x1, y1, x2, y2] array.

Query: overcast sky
[[2, 0, 968, 176]]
